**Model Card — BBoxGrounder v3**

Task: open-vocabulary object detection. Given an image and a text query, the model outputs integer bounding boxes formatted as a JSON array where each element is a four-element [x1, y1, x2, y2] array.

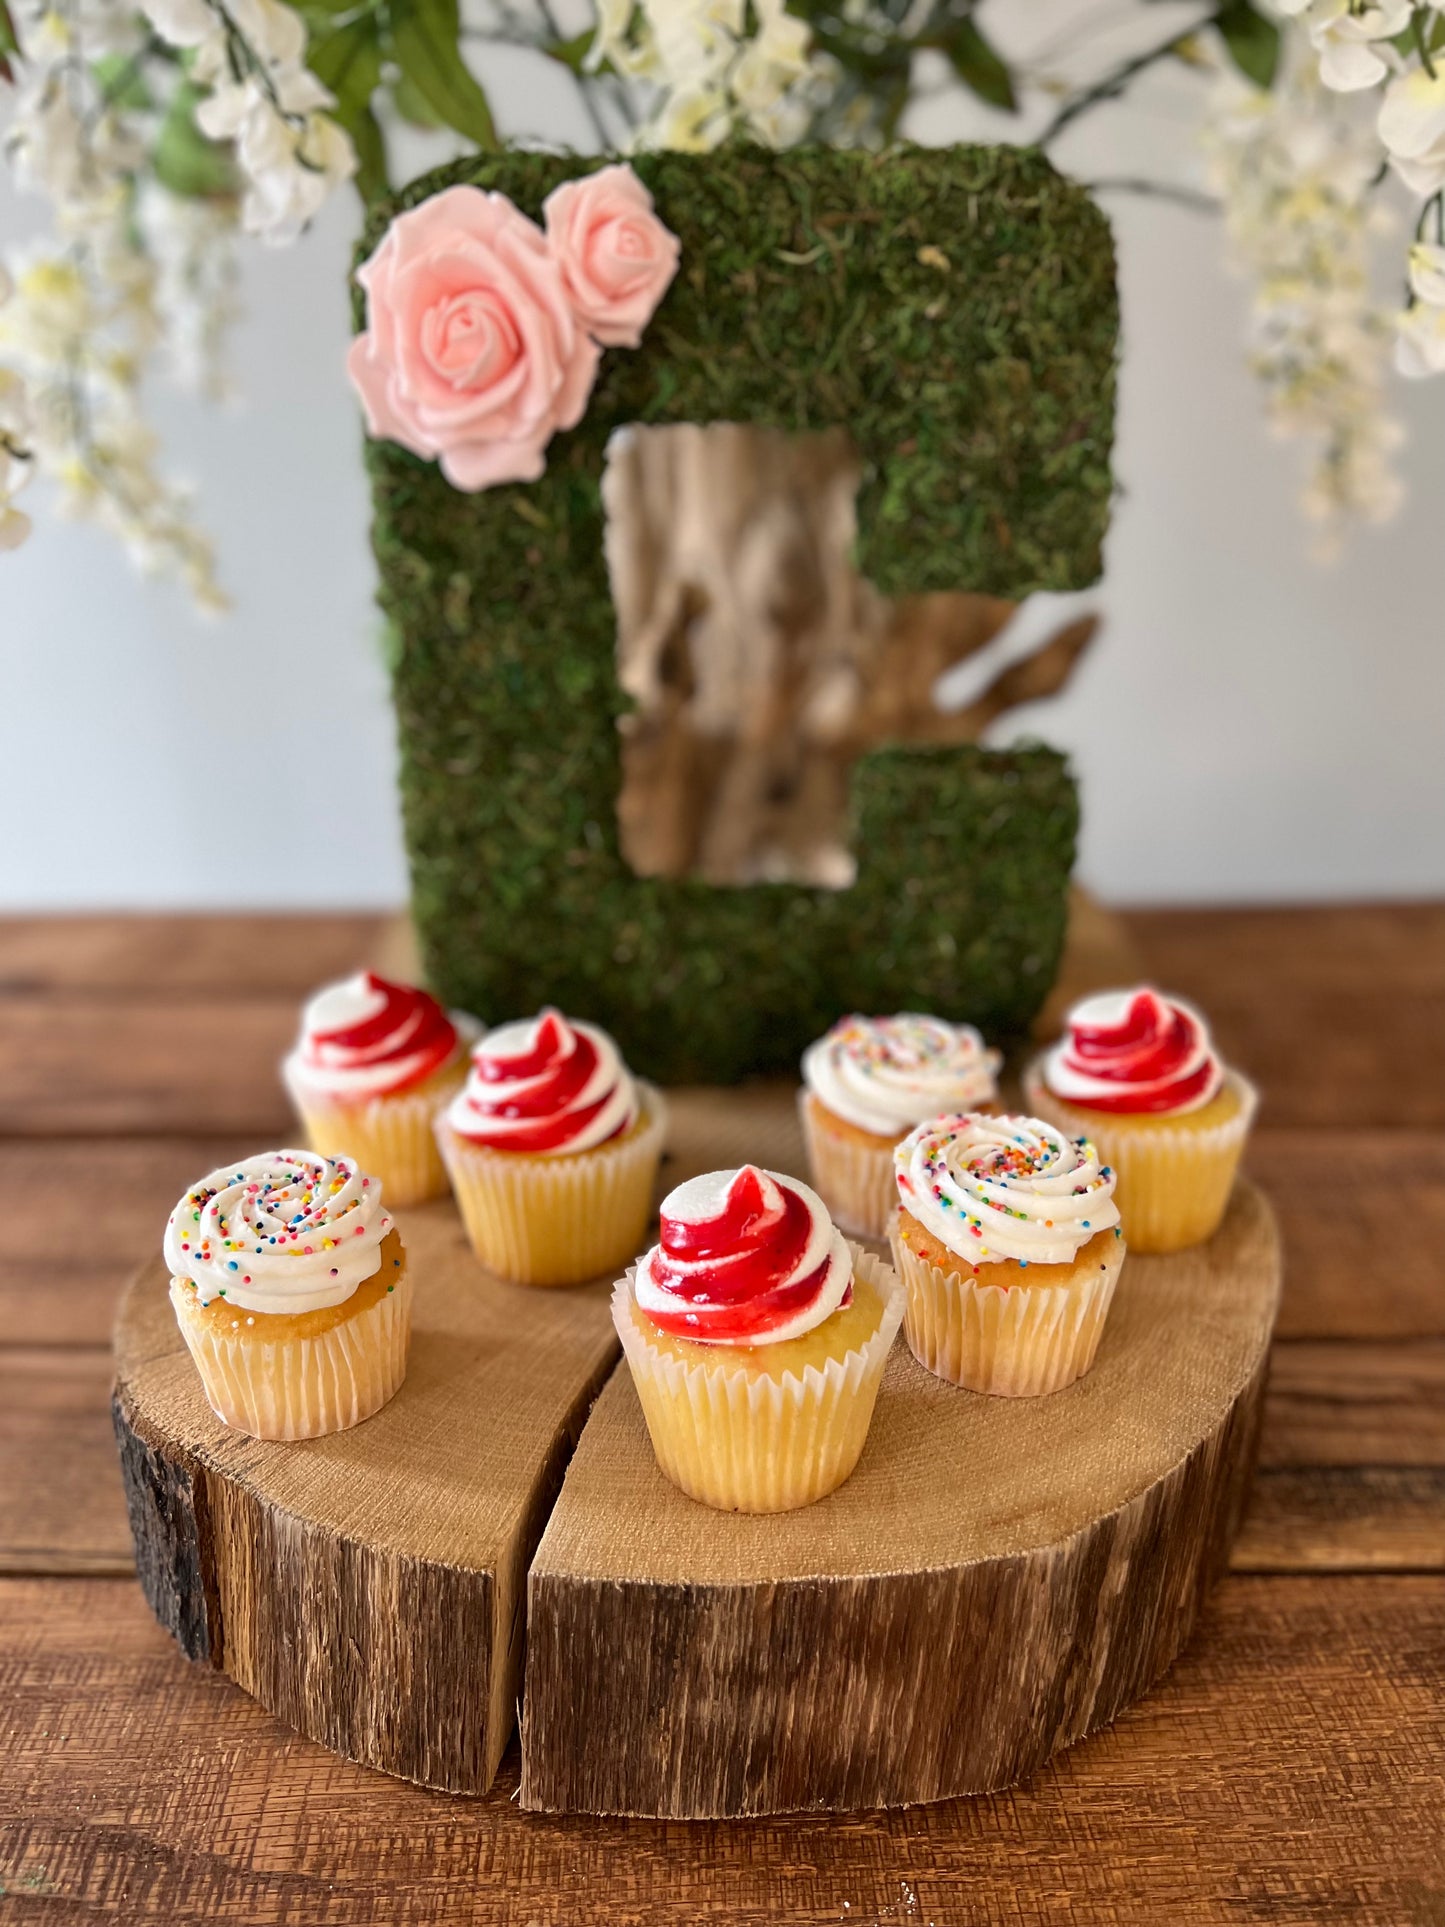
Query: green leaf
[[152, 80, 236, 198], [0, 0, 19, 82], [1215, 1, 1280, 88], [391, 70, 446, 128], [389, 0, 497, 149], [93, 50, 154, 111], [940, 16, 1017, 112], [308, 13, 389, 197], [543, 27, 595, 75]]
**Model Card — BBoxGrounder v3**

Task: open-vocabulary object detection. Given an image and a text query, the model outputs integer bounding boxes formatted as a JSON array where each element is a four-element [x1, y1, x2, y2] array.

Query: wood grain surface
[[2, 905, 1443, 1922], [523, 1179, 1278, 1816], [112, 1202, 620, 1793]]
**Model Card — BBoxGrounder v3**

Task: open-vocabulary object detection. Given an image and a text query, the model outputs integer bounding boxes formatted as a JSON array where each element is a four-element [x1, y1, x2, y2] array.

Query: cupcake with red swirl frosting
[[165, 1149, 410, 1439], [892, 1114, 1124, 1397], [800, 1013, 1001, 1239], [1023, 987, 1257, 1253], [436, 1008, 666, 1286], [613, 1164, 904, 1512], [283, 972, 481, 1208]]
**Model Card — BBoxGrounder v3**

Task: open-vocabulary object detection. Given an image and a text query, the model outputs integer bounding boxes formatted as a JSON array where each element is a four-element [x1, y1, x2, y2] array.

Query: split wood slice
[[521, 1142, 1282, 1819], [111, 1201, 619, 1795]]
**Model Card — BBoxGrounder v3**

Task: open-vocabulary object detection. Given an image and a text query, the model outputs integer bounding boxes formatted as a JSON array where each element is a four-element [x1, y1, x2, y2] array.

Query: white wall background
[[3, 16, 1443, 910]]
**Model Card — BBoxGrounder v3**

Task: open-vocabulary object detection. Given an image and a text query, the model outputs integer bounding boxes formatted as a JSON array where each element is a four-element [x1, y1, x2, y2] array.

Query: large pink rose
[[347, 185, 600, 492], [543, 164, 680, 349]]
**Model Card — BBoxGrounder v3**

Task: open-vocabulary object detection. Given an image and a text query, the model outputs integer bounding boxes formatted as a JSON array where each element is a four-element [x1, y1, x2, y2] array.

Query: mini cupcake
[[435, 1008, 666, 1286], [1023, 987, 1257, 1254], [800, 1013, 1001, 1239], [282, 971, 481, 1207], [165, 1149, 410, 1439], [891, 1114, 1124, 1398], [614, 1164, 903, 1512]]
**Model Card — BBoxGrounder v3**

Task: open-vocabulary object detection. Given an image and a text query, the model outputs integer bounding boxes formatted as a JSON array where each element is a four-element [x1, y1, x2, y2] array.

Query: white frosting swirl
[[164, 1150, 394, 1314], [803, 1013, 1001, 1137], [894, 1113, 1120, 1267]]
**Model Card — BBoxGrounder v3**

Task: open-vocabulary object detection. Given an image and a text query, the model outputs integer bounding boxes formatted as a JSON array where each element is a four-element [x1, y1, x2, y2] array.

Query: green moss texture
[[362, 143, 1117, 1083]]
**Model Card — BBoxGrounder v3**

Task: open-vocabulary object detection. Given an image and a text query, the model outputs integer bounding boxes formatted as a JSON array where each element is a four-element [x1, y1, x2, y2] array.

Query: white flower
[[1409, 240, 1445, 304], [1308, 0, 1411, 93], [648, 81, 732, 150], [197, 70, 354, 244], [1379, 66, 1445, 194], [138, 0, 220, 49], [1396, 299, 1445, 374], [227, 0, 307, 70], [0, 503, 33, 549]]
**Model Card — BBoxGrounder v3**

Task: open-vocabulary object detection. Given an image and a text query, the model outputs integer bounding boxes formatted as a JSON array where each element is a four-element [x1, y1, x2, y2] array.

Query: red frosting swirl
[[290, 972, 461, 1098], [1043, 987, 1223, 1115], [444, 1009, 638, 1154], [633, 1165, 852, 1346]]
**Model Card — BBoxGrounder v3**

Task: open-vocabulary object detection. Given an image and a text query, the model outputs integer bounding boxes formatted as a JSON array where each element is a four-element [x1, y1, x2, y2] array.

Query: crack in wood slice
[[520, 1181, 1281, 1819], [111, 1201, 619, 1794]]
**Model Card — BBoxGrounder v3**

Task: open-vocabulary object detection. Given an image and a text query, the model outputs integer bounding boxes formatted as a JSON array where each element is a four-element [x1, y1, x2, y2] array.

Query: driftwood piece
[[520, 1102, 1281, 1817], [112, 1202, 619, 1794], [608, 423, 1099, 888]]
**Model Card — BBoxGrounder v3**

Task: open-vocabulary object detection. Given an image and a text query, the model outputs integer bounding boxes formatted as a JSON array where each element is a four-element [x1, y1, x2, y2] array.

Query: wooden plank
[[8, 1128, 1445, 1350], [1129, 903, 1445, 1129], [0, 1350, 132, 1576], [520, 1180, 1281, 1817], [1250, 1128, 1445, 1340], [4, 1339, 1444, 1583], [1261, 1339, 1445, 1468], [0, 1138, 252, 1346], [112, 1199, 621, 1794], [0, 915, 384, 996], [0, 1575, 1440, 1923], [1237, 1467, 1445, 1572], [0, 996, 298, 1138]]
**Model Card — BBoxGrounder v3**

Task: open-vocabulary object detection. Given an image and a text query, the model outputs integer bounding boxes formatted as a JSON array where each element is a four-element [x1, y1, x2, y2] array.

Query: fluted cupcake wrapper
[[613, 1245, 904, 1513], [797, 1092, 897, 1240], [436, 1087, 668, 1287], [890, 1234, 1125, 1398], [286, 1061, 469, 1209], [169, 1268, 413, 1440], [1022, 1063, 1258, 1255]]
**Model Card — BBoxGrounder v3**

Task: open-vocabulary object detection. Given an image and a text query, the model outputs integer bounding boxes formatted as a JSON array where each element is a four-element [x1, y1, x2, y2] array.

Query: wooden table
[[3, 907, 1443, 1924]]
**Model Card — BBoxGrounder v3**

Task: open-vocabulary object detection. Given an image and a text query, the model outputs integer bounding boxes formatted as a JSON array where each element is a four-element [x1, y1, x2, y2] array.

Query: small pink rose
[[543, 163, 681, 350], [347, 184, 600, 492]]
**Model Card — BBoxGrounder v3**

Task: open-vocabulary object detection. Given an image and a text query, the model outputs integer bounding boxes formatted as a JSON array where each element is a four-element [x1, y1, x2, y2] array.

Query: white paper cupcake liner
[[613, 1244, 904, 1512], [798, 1091, 897, 1240], [285, 1058, 469, 1208], [169, 1264, 413, 1440], [436, 1086, 668, 1286], [1023, 1062, 1258, 1254], [890, 1233, 1125, 1398]]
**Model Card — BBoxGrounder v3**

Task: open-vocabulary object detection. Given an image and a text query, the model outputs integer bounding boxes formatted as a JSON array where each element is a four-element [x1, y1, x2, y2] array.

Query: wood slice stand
[[112, 901, 1279, 1815]]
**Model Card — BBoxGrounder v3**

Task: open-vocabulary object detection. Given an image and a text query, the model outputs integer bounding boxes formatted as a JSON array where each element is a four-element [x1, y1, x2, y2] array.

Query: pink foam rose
[[543, 164, 681, 349], [347, 185, 600, 491]]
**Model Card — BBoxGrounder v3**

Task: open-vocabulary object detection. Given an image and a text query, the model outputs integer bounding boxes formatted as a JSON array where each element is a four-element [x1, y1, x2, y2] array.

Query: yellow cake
[[890, 1113, 1125, 1397], [164, 1150, 411, 1439], [435, 1008, 666, 1285], [798, 1013, 1001, 1239], [614, 1164, 904, 1512], [1024, 986, 1257, 1253]]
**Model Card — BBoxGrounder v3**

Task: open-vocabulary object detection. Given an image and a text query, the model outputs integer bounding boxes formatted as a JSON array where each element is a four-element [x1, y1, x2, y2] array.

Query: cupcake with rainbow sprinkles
[[891, 1113, 1124, 1398], [799, 1012, 1001, 1239], [165, 1149, 410, 1439]]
